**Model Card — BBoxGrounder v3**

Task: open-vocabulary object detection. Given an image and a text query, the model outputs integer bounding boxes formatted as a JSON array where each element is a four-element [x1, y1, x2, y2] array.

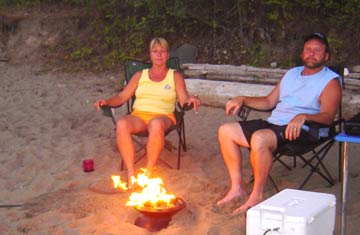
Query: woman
[[94, 37, 200, 185]]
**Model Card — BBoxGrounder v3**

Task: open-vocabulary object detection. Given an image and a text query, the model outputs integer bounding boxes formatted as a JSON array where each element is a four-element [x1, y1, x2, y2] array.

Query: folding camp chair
[[238, 65, 345, 191], [170, 43, 198, 69], [101, 57, 188, 170]]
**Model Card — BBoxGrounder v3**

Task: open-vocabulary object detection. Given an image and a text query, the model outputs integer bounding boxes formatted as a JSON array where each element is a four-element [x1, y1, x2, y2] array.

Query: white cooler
[[246, 189, 336, 235]]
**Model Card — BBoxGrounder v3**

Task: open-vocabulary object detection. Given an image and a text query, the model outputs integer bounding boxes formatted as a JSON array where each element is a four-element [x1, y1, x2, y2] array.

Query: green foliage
[[249, 43, 266, 66], [2, 0, 360, 67], [69, 47, 93, 60], [0, 0, 58, 6], [59, 0, 192, 68]]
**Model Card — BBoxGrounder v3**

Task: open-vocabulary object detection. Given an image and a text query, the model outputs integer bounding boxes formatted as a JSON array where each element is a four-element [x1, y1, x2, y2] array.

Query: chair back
[[124, 57, 180, 82], [170, 44, 198, 69], [328, 65, 345, 128]]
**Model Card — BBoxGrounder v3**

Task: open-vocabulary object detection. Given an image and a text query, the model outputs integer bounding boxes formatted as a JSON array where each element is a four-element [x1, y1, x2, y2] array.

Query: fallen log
[[183, 63, 360, 90]]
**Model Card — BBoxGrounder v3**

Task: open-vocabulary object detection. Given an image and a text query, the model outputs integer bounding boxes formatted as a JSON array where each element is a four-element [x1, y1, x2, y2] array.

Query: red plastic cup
[[83, 159, 94, 172]]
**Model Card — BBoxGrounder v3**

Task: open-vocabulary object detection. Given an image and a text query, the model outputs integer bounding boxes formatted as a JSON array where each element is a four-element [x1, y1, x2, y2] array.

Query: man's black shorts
[[238, 119, 320, 151]]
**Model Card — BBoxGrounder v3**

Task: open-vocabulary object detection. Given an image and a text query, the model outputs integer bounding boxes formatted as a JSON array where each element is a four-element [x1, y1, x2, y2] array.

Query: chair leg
[[121, 160, 124, 171], [273, 153, 292, 171], [176, 125, 186, 170], [297, 143, 335, 189], [299, 161, 335, 189], [268, 175, 280, 192], [301, 140, 333, 169], [338, 141, 342, 182], [176, 122, 186, 169], [177, 128, 182, 170], [181, 121, 187, 151]]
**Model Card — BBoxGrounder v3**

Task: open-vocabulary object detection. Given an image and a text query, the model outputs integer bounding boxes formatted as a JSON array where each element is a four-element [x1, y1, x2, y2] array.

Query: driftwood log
[[182, 63, 360, 91]]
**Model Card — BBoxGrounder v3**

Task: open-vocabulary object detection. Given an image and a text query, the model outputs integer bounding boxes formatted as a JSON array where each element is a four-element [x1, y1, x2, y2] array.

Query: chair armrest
[[304, 119, 344, 139], [100, 104, 124, 126], [182, 103, 194, 111], [237, 105, 251, 121], [100, 104, 124, 115], [100, 105, 113, 117], [237, 105, 273, 121], [304, 120, 331, 128], [237, 105, 344, 139]]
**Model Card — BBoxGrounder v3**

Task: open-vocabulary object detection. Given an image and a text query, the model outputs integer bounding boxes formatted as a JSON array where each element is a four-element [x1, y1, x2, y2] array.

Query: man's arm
[[225, 81, 281, 115], [285, 78, 342, 140], [312, 78, 342, 124]]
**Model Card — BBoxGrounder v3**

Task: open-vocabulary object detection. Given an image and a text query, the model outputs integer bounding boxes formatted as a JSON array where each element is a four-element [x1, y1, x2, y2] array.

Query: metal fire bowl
[[134, 197, 186, 217], [133, 197, 186, 232]]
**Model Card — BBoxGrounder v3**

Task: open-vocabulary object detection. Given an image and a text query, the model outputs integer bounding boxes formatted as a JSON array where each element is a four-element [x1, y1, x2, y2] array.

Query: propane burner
[[133, 197, 186, 232]]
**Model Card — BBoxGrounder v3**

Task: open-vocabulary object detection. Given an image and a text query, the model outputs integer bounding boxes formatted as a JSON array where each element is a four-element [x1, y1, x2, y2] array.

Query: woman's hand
[[94, 99, 109, 111], [185, 95, 201, 113]]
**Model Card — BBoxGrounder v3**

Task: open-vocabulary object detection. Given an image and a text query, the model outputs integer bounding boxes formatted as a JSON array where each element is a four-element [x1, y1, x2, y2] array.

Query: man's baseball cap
[[304, 32, 330, 53]]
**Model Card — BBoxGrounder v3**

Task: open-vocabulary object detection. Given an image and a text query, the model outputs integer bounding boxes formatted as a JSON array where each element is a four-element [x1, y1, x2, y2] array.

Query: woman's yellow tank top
[[133, 69, 176, 114]]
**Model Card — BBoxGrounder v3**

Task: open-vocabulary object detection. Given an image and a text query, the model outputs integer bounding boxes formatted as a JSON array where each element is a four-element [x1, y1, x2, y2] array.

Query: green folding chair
[[101, 57, 189, 170]]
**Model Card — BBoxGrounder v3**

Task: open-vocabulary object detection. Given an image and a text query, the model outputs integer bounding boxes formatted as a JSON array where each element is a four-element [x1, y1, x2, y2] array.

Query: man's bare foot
[[232, 205, 251, 215], [216, 188, 248, 205], [231, 206, 251, 215], [232, 194, 263, 214]]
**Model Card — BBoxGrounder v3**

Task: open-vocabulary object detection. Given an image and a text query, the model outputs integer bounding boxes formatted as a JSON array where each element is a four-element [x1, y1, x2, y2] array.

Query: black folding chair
[[238, 66, 345, 191], [101, 57, 189, 170]]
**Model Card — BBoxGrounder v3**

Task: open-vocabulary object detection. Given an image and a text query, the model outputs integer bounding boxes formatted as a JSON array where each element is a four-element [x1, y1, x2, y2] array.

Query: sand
[[1, 62, 360, 235]]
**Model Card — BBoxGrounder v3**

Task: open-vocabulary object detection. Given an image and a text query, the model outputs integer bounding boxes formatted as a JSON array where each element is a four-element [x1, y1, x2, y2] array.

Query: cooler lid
[[248, 189, 336, 224]]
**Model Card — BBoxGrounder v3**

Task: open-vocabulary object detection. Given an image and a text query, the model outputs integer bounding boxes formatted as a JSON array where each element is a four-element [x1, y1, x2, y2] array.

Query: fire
[[111, 175, 128, 191], [111, 168, 176, 209]]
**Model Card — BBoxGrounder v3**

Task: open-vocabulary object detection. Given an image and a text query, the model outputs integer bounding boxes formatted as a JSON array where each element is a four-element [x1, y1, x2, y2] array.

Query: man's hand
[[225, 97, 244, 115], [285, 114, 306, 140]]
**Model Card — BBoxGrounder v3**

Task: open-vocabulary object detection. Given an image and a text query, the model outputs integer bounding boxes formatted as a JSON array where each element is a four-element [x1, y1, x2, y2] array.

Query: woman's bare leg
[[116, 115, 147, 178], [146, 116, 173, 171]]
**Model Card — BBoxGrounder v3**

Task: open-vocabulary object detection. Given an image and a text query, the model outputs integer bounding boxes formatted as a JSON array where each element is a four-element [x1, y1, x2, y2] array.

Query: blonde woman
[[94, 37, 200, 186]]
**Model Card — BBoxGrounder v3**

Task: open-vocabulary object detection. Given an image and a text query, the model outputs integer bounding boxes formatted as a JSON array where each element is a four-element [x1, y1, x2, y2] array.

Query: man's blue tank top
[[267, 66, 341, 126]]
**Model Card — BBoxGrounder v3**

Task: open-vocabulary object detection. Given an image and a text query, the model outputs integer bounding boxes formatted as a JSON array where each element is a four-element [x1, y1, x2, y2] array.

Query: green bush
[[2, 0, 360, 68]]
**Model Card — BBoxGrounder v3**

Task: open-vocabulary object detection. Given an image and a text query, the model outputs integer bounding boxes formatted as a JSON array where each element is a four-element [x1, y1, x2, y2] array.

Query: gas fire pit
[[110, 168, 186, 232], [133, 197, 186, 232]]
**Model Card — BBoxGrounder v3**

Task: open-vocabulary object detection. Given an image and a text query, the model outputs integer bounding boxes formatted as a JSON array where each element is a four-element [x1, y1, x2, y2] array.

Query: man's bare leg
[[217, 122, 250, 205], [232, 129, 276, 213]]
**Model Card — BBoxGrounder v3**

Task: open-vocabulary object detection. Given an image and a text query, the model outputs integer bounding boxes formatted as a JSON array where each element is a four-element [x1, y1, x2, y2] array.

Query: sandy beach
[[1, 62, 360, 235]]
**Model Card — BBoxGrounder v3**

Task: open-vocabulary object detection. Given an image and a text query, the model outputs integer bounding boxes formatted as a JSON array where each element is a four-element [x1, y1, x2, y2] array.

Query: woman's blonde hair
[[149, 37, 169, 52]]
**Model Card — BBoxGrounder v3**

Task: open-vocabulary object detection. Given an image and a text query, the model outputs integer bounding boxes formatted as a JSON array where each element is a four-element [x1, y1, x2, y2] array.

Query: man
[[217, 33, 342, 214]]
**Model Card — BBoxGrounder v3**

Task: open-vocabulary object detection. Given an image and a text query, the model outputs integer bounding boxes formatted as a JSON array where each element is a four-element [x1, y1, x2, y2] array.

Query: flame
[[111, 175, 128, 191], [111, 169, 177, 209]]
